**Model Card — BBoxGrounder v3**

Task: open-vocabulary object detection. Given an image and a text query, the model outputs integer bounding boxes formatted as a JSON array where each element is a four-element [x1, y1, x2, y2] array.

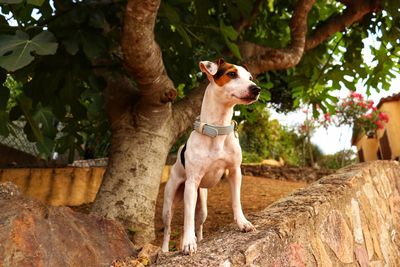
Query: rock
[[0, 182, 137, 267], [311, 237, 332, 267], [319, 210, 354, 264], [138, 244, 161, 265], [355, 245, 369, 267], [111, 258, 145, 267], [0, 181, 20, 199]]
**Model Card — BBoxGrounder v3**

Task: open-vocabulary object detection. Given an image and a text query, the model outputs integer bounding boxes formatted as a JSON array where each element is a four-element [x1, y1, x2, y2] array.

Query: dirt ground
[[154, 176, 306, 251]]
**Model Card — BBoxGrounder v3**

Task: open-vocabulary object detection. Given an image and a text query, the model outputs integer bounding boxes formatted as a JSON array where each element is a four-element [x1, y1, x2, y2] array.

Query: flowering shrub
[[325, 92, 389, 137]]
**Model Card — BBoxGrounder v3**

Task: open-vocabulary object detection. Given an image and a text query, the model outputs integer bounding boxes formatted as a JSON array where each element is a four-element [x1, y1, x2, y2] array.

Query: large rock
[[0, 182, 137, 267], [156, 161, 400, 266]]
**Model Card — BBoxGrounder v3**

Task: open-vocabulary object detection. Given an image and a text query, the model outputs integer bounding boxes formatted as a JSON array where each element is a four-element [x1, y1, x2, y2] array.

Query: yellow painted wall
[[377, 100, 400, 159], [354, 99, 400, 162], [0, 166, 171, 206], [359, 136, 379, 161]]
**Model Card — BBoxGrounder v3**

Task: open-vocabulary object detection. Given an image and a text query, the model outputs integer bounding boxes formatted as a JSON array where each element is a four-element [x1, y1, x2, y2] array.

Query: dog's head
[[199, 58, 261, 105]]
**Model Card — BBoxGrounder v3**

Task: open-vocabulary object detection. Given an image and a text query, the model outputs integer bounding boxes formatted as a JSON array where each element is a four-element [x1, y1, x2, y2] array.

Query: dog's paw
[[238, 220, 256, 232], [181, 235, 197, 256]]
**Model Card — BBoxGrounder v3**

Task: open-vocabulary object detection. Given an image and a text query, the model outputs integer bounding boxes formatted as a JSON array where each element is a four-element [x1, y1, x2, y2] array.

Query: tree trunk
[[92, 101, 175, 245]]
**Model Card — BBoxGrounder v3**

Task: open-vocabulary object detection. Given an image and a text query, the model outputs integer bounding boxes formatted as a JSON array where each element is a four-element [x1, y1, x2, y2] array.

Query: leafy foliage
[[0, 30, 58, 71], [0, 0, 399, 160], [318, 149, 357, 169], [238, 108, 321, 166]]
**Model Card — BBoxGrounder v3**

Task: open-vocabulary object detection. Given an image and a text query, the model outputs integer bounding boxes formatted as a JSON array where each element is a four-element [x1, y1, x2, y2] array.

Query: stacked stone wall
[[156, 161, 400, 266]]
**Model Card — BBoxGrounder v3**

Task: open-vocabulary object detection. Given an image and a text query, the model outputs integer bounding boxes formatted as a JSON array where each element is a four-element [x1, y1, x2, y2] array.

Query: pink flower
[[364, 113, 372, 119], [358, 101, 366, 108], [376, 120, 384, 129], [324, 113, 331, 122], [350, 92, 363, 100], [367, 100, 374, 109], [379, 112, 389, 123]]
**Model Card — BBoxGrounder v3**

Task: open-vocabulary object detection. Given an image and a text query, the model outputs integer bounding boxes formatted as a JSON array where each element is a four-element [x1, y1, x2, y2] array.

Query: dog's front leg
[[227, 167, 256, 232], [182, 179, 199, 255]]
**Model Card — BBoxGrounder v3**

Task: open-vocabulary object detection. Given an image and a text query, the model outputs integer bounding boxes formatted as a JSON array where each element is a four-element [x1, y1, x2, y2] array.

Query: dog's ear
[[217, 58, 225, 66], [199, 61, 218, 78]]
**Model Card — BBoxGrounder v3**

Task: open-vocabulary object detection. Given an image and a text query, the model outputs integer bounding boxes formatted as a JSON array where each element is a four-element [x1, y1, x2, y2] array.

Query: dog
[[162, 58, 260, 255]]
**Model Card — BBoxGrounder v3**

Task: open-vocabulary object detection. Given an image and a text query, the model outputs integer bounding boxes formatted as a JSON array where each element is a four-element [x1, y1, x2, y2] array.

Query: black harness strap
[[180, 143, 187, 168]]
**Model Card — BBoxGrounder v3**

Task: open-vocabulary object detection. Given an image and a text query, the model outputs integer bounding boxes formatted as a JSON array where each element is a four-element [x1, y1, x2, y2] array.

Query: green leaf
[[70, 101, 86, 120], [18, 95, 44, 143], [219, 20, 241, 59], [259, 90, 271, 102], [31, 31, 58, 55], [161, 3, 181, 23], [0, 31, 58, 71], [80, 31, 106, 59], [0, 0, 23, 4], [0, 85, 9, 110], [89, 10, 106, 28], [267, 0, 274, 12], [225, 40, 242, 60], [175, 25, 192, 47], [36, 136, 54, 156], [219, 20, 238, 41], [33, 107, 56, 137], [27, 0, 45, 6], [62, 38, 79, 56], [0, 110, 9, 136], [9, 105, 22, 121]]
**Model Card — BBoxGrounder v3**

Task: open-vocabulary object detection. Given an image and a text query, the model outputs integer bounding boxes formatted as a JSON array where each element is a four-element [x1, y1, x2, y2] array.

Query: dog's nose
[[249, 85, 261, 96]]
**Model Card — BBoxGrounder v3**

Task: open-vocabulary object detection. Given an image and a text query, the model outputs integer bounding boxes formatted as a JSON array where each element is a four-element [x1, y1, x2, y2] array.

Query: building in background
[[353, 93, 400, 162]]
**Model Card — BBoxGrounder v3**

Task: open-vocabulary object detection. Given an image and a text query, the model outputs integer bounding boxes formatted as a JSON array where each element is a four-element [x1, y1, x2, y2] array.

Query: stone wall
[[241, 164, 334, 183], [156, 161, 400, 266]]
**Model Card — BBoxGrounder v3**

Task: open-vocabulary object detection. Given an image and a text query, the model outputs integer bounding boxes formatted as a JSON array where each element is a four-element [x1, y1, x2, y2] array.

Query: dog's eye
[[227, 72, 237, 78]]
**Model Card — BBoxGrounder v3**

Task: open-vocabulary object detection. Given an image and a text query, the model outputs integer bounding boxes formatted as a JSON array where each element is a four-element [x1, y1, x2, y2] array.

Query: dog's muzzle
[[249, 85, 261, 97]]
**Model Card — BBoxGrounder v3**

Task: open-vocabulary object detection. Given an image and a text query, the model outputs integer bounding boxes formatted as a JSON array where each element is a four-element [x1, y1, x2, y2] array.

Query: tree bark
[[91, 72, 174, 245]]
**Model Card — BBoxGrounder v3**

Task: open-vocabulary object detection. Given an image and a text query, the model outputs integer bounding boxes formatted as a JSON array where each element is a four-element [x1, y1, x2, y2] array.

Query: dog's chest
[[197, 145, 240, 188]]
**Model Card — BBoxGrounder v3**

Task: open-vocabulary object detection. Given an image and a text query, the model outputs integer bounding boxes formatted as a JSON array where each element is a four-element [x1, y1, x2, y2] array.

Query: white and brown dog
[[162, 59, 260, 255]]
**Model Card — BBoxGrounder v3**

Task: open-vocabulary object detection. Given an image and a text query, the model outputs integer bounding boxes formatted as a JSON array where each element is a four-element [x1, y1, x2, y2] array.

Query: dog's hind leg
[[162, 164, 185, 252], [195, 188, 208, 241]]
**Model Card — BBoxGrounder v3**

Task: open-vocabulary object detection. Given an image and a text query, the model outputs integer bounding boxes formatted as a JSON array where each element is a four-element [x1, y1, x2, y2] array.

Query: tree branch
[[171, 81, 207, 140], [305, 0, 381, 50], [122, 0, 177, 105], [241, 0, 381, 75], [241, 0, 315, 75]]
